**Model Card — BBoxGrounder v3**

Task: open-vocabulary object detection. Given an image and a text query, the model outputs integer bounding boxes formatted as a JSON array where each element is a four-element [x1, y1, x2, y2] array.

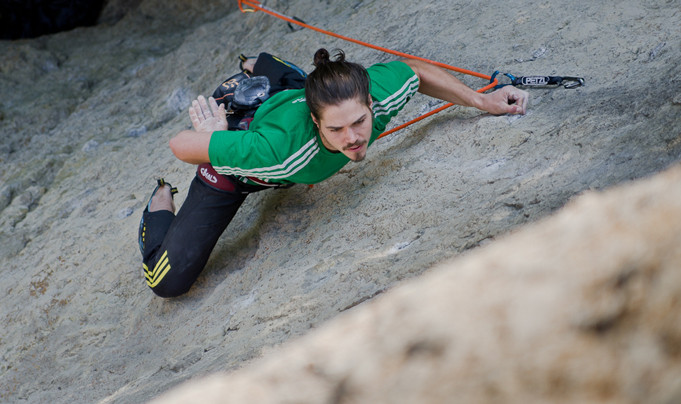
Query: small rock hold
[[672, 93, 681, 105], [118, 207, 134, 219], [42, 59, 59, 73], [532, 47, 547, 59], [127, 126, 147, 138], [82, 140, 99, 152], [648, 42, 666, 62], [167, 87, 192, 113]]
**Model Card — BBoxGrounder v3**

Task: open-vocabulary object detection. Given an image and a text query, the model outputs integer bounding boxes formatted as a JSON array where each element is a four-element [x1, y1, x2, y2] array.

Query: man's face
[[312, 97, 373, 162]]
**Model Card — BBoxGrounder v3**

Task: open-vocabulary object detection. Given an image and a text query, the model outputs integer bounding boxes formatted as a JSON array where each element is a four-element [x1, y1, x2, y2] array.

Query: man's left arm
[[401, 59, 528, 115]]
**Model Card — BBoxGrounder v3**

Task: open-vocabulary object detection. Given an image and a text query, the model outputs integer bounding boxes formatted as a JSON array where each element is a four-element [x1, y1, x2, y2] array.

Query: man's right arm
[[169, 130, 211, 164], [169, 95, 227, 165]]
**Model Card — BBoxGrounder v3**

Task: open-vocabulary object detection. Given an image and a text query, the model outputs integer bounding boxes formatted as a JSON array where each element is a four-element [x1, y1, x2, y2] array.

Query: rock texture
[[150, 160, 681, 404], [0, 0, 679, 403]]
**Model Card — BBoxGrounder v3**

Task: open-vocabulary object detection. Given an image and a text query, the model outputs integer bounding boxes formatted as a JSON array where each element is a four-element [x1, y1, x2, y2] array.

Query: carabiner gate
[[560, 77, 585, 89]]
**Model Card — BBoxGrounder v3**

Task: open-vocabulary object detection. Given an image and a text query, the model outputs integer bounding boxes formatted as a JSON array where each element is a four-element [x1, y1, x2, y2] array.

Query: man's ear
[[311, 113, 319, 127]]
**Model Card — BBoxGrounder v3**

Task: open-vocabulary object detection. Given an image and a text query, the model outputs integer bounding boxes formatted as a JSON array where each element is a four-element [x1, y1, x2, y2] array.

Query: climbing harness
[[236, 0, 584, 138], [490, 71, 585, 89]]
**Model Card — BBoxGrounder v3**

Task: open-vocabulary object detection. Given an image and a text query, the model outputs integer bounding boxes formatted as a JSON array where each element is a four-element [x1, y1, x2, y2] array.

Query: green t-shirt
[[208, 61, 419, 186]]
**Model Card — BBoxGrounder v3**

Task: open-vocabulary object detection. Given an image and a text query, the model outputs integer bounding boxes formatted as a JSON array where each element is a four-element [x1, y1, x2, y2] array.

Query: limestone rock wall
[[152, 163, 681, 404], [0, 0, 679, 403]]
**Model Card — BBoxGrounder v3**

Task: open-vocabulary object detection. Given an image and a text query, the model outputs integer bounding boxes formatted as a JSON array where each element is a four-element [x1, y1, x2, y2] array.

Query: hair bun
[[313, 48, 346, 67], [313, 48, 330, 67]]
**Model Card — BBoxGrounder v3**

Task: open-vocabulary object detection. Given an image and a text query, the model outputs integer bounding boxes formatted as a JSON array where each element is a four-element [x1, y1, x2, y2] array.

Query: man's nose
[[346, 128, 360, 144]]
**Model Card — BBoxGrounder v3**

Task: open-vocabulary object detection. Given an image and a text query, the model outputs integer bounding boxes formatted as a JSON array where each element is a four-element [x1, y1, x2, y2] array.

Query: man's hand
[[189, 95, 227, 132], [168, 95, 224, 165], [480, 86, 529, 115]]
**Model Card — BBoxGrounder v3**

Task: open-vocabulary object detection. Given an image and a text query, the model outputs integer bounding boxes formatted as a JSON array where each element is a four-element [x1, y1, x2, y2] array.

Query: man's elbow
[[401, 59, 423, 78], [168, 130, 211, 164], [168, 133, 185, 160]]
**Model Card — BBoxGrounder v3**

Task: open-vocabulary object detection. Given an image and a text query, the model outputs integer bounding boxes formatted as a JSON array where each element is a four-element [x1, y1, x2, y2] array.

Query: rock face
[[150, 160, 681, 404], [0, 0, 679, 403]]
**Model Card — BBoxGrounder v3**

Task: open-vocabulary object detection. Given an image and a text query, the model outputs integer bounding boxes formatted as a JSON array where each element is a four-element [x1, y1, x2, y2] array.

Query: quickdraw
[[491, 71, 585, 89]]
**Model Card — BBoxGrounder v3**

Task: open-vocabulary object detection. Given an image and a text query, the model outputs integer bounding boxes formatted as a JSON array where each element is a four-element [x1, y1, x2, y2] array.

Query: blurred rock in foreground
[[152, 163, 681, 404]]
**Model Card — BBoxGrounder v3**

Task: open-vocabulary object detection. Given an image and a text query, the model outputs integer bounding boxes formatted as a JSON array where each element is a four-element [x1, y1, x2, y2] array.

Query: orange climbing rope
[[237, 0, 499, 138]]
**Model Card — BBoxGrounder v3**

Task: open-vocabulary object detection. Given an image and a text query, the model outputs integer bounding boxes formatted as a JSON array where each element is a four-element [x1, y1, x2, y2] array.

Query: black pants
[[141, 175, 268, 297]]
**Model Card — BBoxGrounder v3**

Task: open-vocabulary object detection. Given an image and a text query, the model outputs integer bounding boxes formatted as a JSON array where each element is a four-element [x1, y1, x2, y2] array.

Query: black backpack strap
[[251, 52, 306, 95]]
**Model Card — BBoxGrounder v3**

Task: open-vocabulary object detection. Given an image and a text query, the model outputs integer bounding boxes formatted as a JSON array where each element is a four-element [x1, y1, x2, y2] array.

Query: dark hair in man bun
[[305, 48, 370, 120], [312, 48, 332, 66]]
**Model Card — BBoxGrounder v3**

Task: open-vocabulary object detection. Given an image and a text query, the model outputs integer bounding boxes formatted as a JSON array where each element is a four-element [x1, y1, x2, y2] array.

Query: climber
[[138, 48, 529, 298]]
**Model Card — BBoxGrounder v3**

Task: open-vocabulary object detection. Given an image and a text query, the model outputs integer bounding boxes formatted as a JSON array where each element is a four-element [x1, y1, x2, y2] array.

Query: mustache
[[342, 140, 367, 151]]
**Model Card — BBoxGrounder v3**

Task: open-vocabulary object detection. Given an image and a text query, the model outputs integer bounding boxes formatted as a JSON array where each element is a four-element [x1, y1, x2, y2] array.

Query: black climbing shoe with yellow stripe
[[138, 179, 177, 255]]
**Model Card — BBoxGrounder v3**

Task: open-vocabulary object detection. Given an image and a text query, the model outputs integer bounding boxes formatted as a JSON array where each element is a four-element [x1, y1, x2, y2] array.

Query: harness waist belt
[[197, 163, 237, 192]]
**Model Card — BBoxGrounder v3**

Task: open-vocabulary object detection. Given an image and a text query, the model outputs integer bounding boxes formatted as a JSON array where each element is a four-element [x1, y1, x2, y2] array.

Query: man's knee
[[143, 251, 198, 298], [149, 279, 192, 298], [145, 264, 197, 298]]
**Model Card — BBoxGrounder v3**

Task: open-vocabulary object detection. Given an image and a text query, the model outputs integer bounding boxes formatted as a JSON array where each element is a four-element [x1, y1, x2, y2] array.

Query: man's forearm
[[401, 59, 484, 109], [401, 58, 529, 115], [169, 130, 212, 164]]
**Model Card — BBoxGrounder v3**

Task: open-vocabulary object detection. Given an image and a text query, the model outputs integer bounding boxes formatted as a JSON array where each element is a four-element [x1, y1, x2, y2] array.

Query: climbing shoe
[[138, 179, 177, 255]]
